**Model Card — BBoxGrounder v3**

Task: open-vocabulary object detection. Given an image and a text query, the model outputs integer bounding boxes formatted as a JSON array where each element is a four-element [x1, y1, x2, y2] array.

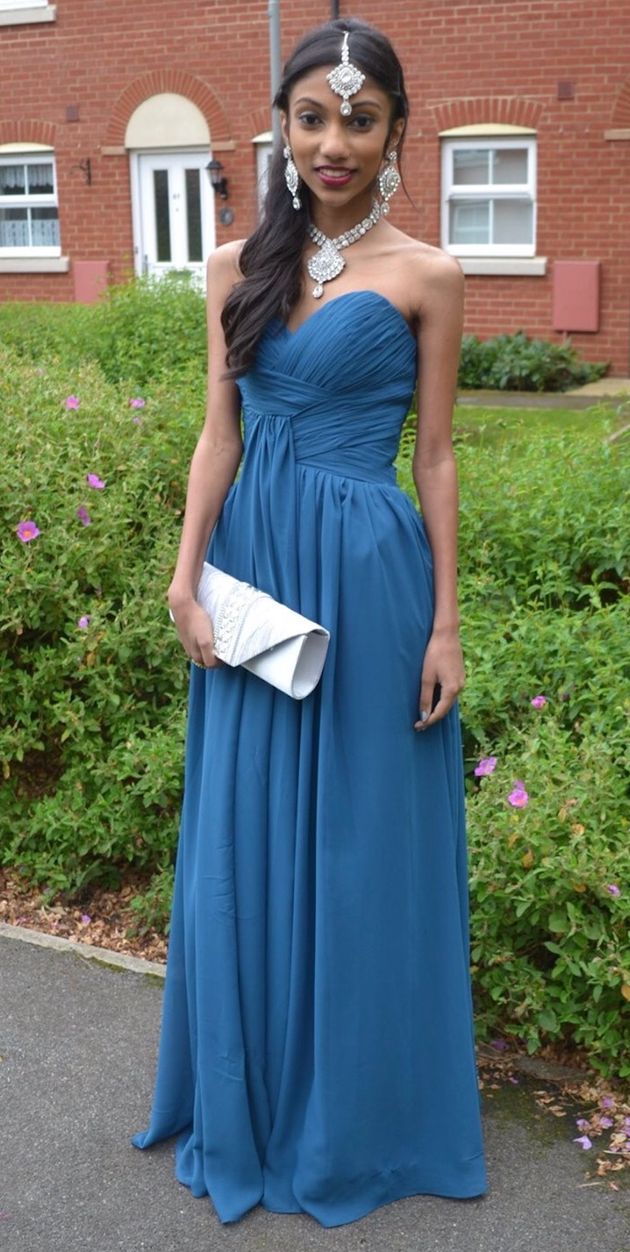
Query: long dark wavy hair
[[221, 16, 410, 378]]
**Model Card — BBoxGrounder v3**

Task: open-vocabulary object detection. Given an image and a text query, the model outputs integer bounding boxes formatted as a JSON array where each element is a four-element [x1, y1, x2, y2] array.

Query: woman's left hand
[[414, 628, 465, 730]]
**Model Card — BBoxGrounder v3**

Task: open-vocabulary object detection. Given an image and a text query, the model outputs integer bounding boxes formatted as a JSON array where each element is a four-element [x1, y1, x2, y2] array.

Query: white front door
[[132, 151, 215, 288]]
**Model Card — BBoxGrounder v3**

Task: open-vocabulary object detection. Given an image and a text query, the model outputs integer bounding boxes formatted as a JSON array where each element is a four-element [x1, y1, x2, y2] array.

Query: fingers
[[413, 677, 439, 729], [414, 682, 458, 730], [190, 627, 223, 669], [169, 603, 223, 671], [193, 642, 224, 670]]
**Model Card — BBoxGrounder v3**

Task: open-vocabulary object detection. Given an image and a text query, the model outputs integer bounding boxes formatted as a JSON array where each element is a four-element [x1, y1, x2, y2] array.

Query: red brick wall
[[1, 0, 629, 373]]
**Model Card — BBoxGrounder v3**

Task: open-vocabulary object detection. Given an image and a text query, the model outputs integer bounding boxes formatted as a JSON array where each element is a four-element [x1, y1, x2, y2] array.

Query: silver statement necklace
[[306, 199, 382, 298]]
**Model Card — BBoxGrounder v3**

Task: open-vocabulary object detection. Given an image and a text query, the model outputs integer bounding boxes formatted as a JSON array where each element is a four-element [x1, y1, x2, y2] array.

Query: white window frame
[[0, 151, 61, 256], [0, 0, 47, 7], [441, 136, 537, 258]]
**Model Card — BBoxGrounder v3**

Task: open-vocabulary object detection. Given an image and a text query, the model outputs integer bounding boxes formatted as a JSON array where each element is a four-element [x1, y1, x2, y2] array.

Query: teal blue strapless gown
[[132, 290, 489, 1227]]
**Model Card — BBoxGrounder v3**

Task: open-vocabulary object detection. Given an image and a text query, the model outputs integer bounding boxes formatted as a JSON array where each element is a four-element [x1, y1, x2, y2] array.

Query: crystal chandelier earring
[[378, 149, 401, 214], [283, 144, 301, 210]]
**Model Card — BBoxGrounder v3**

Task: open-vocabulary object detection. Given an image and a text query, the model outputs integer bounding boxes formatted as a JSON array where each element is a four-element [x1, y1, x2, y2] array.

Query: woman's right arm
[[167, 242, 244, 667]]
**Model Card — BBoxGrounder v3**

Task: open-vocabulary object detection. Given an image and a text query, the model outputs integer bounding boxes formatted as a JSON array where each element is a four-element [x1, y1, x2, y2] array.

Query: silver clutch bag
[[193, 562, 330, 700]]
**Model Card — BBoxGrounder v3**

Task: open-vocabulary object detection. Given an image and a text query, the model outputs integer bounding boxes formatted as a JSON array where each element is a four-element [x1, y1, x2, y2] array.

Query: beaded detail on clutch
[[212, 580, 262, 661]]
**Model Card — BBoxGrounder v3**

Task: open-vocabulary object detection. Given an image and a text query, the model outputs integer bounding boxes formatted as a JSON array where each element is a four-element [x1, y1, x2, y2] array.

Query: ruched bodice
[[237, 290, 416, 484], [132, 286, 488, 1228]]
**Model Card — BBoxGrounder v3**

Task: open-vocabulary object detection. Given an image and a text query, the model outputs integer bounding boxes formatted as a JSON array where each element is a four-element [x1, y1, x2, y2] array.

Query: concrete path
[[456, 377, 630, 409], [1, 929, 628, 1252], [565, 377, 630, 397]]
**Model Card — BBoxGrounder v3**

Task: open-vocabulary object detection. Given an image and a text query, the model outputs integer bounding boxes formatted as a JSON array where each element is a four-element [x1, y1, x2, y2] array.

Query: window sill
[[0, 256, 69, 272], [0, 4, 56, 25], [459, 256, 547, 276]]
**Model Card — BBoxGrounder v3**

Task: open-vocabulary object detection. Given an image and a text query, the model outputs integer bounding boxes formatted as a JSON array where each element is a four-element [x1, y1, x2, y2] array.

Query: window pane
[[0, 165, 26, 196], [452, 149, 490, 185], [449, 198, 489, 244], [27, 163, 54, 195], [0, 207, 29, 246], [31, 206, 60, 246], [492, 148, 528, 184], [153, 169, 171, 262], [185, 168, 202, 262], [493, 198, 533, 244]]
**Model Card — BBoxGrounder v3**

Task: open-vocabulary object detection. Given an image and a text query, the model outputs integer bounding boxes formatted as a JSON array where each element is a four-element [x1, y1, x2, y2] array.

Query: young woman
[[133, 16, 489, 1229]]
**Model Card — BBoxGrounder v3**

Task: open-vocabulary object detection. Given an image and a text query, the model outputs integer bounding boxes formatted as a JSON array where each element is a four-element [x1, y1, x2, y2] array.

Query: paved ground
[[565, 377, 630, 396], [456, 377, 630, 408], [1, 930, 628, 1252]]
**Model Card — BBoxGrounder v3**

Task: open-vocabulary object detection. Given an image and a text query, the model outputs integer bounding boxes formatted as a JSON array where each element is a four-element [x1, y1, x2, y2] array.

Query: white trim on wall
[[0, 3, 55, 25]]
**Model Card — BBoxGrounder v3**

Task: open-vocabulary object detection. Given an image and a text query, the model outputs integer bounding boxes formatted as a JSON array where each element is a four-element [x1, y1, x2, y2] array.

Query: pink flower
[[508, 781, 529, 808], [78, 614, 91, 629], [16, 519, 40, 542], [605, 884, 621, 897], [531, 695, 547, 708], [600, 1096, 614, 1109], [573, 1135, 592, 1150], [80, 913, 91, 925], [129, 397, 145, 409], [489, 1038, 508, 1050], [76, 506, 91, 527], [475, 756, 497, 777], [576, 1118, 590, 1131], [65, 395, 80, 409], [132, 415, 143, 426], [86, 473, 106, 490], [599, 1116, 614, 1129]]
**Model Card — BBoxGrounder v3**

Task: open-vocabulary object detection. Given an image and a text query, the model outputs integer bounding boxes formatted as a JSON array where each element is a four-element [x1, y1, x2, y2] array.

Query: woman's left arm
[[410, 251, 466, 731]]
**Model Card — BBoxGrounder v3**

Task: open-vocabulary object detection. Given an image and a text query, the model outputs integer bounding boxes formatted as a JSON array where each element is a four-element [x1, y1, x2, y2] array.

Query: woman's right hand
[[167, 593, 225, 670]]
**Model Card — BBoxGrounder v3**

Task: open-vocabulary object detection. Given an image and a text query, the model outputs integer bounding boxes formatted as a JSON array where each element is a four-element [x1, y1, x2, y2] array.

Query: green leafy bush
[[459, 329, 608, 391], [90, 271, 207, 389], [0, 271, 207, 391], [0, 300, 96, 366], [1, 312, 628, 1076], [0, 279, 608, 395], [466, 712, 629, 1073], [0, 346, 204, 893]]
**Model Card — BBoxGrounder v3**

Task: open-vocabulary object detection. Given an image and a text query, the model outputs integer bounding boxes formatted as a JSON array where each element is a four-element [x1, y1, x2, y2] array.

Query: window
[[441, 137, 536, 257], [0, 154, 60, 254]]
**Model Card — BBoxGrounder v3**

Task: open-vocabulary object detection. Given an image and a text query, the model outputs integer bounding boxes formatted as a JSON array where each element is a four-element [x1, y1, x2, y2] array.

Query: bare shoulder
[[377, 228, 463, 324], [401, 242, 463, 318], [206, 238, 247, 295]]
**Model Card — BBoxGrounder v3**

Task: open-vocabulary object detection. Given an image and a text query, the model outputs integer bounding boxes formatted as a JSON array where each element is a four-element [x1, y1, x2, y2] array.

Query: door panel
[[135, 152, 215, 288]]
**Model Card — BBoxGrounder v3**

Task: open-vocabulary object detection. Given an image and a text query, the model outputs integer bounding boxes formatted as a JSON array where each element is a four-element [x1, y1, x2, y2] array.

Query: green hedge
[[0, 273, 609, 391], [458, 329, 608, 392], [1, 294, 628, 1076], [0, 348, 202, 895], [0, 272, 207, 389]]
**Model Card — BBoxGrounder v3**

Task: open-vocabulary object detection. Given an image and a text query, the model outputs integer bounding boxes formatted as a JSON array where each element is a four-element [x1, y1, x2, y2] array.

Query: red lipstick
[[315, 168, 355, 188]]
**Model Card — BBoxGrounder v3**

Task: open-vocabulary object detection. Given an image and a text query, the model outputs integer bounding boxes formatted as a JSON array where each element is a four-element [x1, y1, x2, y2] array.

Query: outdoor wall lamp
[[206, 158, 229, 199], [70, 158, 92, 186]]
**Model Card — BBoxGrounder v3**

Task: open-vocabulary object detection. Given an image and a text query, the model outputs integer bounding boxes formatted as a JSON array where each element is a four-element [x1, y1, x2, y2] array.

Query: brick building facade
[[1, 0, 628, 373]]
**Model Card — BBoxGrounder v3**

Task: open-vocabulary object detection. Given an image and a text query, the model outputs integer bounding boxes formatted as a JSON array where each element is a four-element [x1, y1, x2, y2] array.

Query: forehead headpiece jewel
[[327, 30, 365, 116]]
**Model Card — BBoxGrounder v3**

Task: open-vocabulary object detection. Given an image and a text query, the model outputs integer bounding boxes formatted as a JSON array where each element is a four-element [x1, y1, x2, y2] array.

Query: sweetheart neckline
[[276, 289, 417, 348]]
